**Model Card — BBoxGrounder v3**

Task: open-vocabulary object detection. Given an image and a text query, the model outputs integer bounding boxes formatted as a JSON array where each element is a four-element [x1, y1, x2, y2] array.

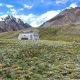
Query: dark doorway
[[21, 38, 28, 40]]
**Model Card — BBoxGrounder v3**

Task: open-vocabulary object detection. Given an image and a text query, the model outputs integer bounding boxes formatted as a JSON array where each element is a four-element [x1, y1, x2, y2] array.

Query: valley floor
[[0, 39, 80, 80]]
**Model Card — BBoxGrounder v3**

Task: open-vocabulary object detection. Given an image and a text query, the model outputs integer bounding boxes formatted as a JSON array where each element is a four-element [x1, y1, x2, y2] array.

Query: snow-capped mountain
[[0, 15, 31, 32]]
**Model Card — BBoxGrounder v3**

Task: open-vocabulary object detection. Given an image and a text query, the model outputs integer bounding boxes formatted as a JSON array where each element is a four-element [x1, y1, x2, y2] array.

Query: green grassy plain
[[0, 39, 80, 80]]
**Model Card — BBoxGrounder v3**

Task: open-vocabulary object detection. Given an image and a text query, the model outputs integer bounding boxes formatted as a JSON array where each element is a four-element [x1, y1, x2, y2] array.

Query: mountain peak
[[0, 15, 32, 32], [6, 15, 15, 19], [0, 15, 15, 21]]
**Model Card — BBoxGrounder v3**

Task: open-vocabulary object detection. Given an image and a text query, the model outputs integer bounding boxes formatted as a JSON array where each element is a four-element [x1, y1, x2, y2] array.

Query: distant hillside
[[41, 7, 80, 27], [0, 27, 80, 41], [0, 15, 31, 32]]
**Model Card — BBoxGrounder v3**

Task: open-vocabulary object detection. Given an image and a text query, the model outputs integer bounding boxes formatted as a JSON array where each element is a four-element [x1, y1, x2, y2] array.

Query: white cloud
[[13, 14, 35, 22], [0, 14, 7, 18], [68, 3, 78, 8], [10, 8, 17, 15], [56, 0, 68, 4], [6, 4, 13, 8], [30, 10, 60, 27], [0, 10, 60, 27], [0, 3, 3, 6], [13, 10, 60, 27], [24, 4, 32, 9]]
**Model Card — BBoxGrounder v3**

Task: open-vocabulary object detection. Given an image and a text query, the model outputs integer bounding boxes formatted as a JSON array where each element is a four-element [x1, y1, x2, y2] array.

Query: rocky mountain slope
[[41, 7, 80, 27], [0, 15, 31, 32]]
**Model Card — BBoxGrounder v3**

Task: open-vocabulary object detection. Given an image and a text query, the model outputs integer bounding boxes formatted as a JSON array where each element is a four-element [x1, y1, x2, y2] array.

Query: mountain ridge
[[41, 7, 80, 27]]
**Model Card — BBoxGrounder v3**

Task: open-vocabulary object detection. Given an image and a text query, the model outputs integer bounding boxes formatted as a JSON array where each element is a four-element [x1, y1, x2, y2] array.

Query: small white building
[[18, 31, 39, 40]]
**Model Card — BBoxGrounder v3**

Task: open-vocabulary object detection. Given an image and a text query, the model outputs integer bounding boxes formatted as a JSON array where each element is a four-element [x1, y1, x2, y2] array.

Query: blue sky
[[0, 0, 80, 27]]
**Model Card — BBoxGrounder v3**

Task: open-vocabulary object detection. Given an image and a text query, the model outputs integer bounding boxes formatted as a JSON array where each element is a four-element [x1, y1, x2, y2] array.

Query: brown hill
[[41, 7, 80, 27]]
